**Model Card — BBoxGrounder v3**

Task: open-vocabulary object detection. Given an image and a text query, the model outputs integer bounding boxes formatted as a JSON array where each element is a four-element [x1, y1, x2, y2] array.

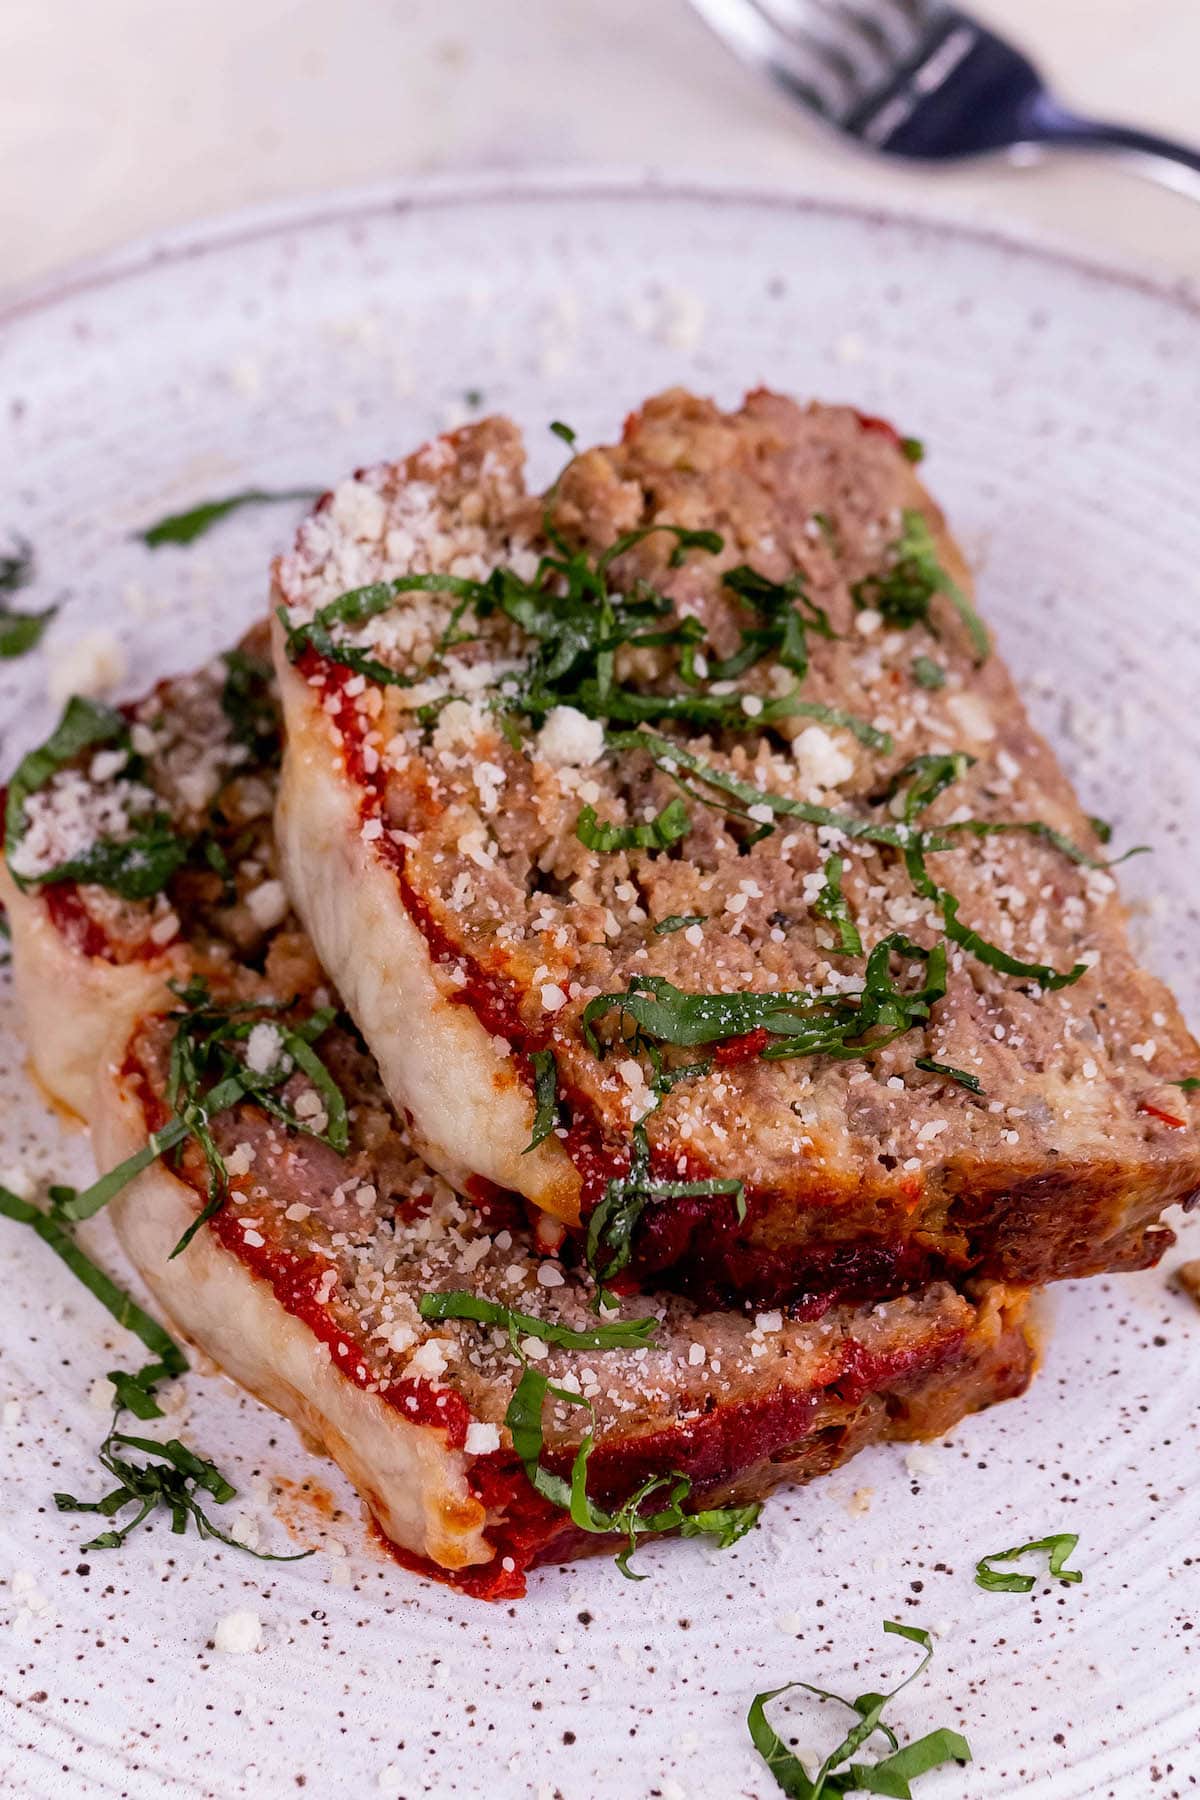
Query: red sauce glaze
[[852, 410, 902, 446], [462, 1176, 527, 1232], [626, 1192, 939, 1315], [396, 867, 532, 1046], [561, 1113, 630, 1212], [1139, 1101, 1187, 1130], [713, 1028, 771, 1066], [42, 884, 165, 967], [44, 886, 117, 961]]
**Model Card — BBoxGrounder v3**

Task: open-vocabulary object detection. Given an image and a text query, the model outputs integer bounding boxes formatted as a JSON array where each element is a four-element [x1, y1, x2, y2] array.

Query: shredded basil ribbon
[[417, 1289, 657, 1351], [584, 1121, 745, 1291], [811, 854, 862, 956], [911, 655, 945, 690], [574, 796, 691, 854], [914, 1056, 983, 1094], [55, 1361, 313, 1560], [5, 696, 125, 875], [652, 914, 707, 936], [139, 487, 322, 547], [420, 1285, 756, 1576], [0, 537, 53, 658], [608, 731, 940, 854], [582, 940, 946, 1062], [0, 1187, 307, 1561], [701, 564, 835, 687], [853, 508, 990, 664], [748, 1620, 971, 1799], [0, 1185, 187, 1373], [506, 1362, 759, 1579], [975, 1533, 1083, 1593], [55, 981, 347, 1259], [903, 842, 1086, 991], [0, 610, 54, 659], [276, 445, 884, 742], [522, 1048, 560, 1153], [3, 695, 190, 900]]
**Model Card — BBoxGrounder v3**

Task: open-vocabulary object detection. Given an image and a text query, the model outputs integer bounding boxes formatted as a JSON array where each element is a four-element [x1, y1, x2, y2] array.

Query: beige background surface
[[2, 0, 1199, 293]]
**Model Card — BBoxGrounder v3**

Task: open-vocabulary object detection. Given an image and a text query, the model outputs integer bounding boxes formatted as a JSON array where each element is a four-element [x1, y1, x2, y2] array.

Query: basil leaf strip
[[55, 1367, 313, 1561], [22, 815, 190, 902], [608, 731, 943, 853], [585, 1123, 744, 1290], [0, 1185, 187, 1375], [1173, 1077, 1200, 1092], [0, 537, 34, 595], [975, 1532, 1083, 1593], [712, 564, 835, 684], [575, 796, 691, 854], [505, 1363, 759, 1579], [0, 1193, 302, 1558], [883, 752, 975, 824], [914, 1057, 984, 1094], [940, 890, 1086, 991], [220, 647, 279, 755], [904, 843, 1086, 991], [811, 855, 862, 956], [418, 1290, 657, 1350], [56, 984, 347, 1255], [853, 509, 990, 664], [0, 608, 55, 659], [748, 1620, 970, 1799], [140, 487, 322, 547], [4, 696, 127, 881], [522, 1049, 560, 1154], [0, 539, 50, 658], [653, 914, 707, 936], [583, 941, 945, 1063], [910, 655, 945, 691], [279, 573, 487, 688]]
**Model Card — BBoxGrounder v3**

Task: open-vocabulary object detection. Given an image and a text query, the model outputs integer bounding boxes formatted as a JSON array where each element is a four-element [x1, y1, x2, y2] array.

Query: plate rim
[[3, 164, 1199, 330]]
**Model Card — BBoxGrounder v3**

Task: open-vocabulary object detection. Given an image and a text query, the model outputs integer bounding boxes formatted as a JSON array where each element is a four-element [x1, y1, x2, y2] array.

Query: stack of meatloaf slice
[[7, 391, 1197, 1596]]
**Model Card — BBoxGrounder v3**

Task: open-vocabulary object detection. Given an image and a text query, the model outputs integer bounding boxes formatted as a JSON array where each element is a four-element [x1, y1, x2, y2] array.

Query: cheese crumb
[[213, 1610, 263, 1655], [792, 725, 855, 791], [464, 1421, 501, 1455], [244, 1022, 285, 1075], [408, 1338, 449, 1379], [245, 880, 288, 931], [536, 706, 605, 769]]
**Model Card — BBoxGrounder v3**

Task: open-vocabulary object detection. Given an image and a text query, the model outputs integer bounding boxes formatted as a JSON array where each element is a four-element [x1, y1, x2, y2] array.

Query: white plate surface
[[0, 177, 1197, 1800]]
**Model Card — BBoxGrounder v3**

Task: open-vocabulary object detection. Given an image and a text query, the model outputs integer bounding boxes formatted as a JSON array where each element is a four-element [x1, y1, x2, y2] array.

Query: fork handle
[[1025, 93, 1200, 199]]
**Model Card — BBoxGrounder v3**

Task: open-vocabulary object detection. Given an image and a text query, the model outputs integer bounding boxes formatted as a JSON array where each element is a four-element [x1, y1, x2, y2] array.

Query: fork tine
[[750, 0, 869, 110], [810, 0, 918, 63], [688, 0, 838, 117]]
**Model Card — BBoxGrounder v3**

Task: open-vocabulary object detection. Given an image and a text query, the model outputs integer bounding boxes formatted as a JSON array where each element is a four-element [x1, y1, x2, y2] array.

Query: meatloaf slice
[[98, 1017, 1036, 1597], [1, 640, 1034, 1597], [270, 390, 1200, 1309]]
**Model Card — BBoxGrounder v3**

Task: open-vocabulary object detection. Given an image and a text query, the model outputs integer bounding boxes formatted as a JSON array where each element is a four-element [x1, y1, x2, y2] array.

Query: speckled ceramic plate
[[1, 176, 1197, 1800]]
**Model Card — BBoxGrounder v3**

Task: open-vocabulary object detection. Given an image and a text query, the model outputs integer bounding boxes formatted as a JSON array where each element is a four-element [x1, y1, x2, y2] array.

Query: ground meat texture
[[271, 390, 1200, 1309]]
